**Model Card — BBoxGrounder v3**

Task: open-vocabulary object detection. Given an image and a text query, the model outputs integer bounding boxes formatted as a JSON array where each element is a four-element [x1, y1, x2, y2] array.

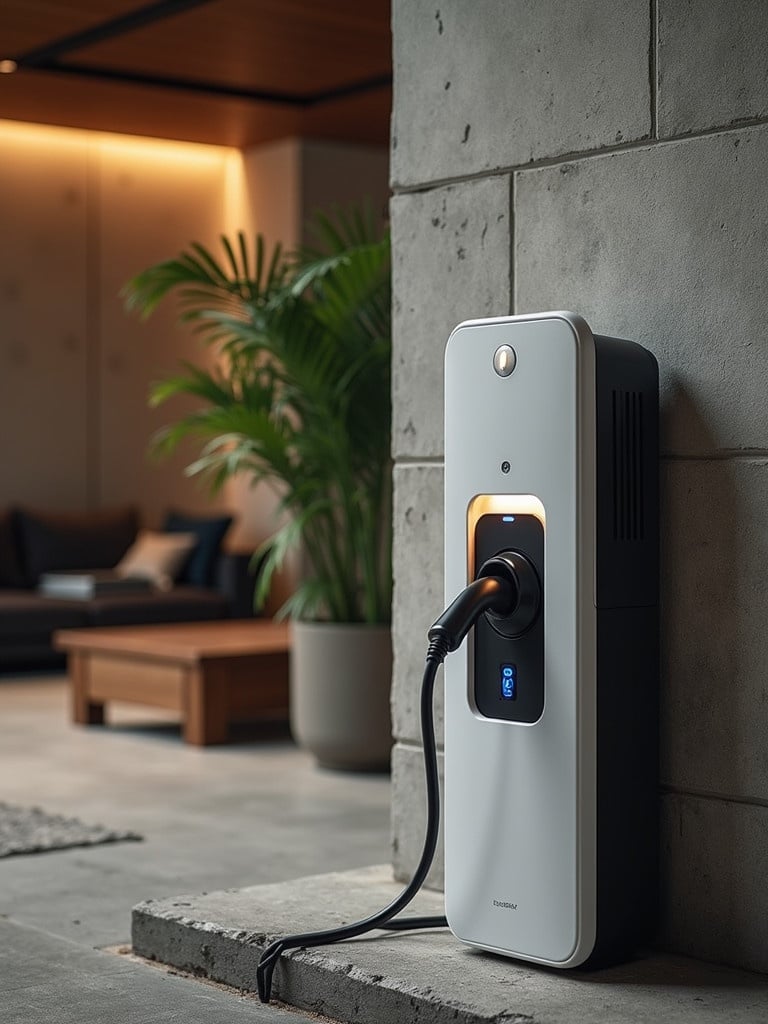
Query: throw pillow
[[0, 509, 26, 588], [115, 530, 197, 592], [163, 510, 233, 587], [16, 506, 139, 580]]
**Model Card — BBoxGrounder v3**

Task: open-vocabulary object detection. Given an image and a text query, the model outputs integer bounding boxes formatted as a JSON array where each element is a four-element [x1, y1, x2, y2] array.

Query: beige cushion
[[115, 530, 197, 592]]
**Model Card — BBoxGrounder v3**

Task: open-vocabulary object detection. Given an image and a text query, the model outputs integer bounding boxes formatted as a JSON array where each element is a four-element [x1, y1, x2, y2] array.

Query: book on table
[[38, 571, 153, 599]]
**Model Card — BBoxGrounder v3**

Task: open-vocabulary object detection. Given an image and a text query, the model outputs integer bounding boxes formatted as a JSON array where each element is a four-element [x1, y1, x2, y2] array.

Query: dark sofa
[[0, 505, 255, 668]]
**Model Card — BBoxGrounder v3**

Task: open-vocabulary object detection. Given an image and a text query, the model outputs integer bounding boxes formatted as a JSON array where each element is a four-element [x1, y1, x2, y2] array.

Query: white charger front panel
[[443, 312, 597, 966]]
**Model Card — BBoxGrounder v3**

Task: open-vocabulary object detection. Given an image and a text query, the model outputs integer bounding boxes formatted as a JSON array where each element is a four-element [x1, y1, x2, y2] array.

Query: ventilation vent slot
[[612, 389, 644, 541]]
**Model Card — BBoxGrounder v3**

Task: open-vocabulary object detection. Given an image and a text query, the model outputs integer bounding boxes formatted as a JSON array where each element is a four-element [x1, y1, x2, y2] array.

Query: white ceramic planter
[[290, 621, 393, 771]]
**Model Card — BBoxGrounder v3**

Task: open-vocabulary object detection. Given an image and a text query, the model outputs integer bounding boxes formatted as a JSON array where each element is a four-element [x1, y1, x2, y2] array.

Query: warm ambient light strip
[[0, 117, 237, 167], [466, 494, 546, 581], [0, 116, 249, 273]]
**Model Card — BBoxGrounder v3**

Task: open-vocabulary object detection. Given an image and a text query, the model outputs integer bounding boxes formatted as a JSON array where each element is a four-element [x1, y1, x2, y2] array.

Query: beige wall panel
[[238, 139, 300, 253], [227, 139, 388, 601], [0, 123, 90, 509], [96, 140, 234, 528], [225, 140, 300, 560], [300, 140, 390, 234]]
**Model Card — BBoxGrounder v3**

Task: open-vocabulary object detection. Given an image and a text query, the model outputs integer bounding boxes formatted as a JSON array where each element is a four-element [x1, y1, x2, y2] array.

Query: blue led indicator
[[500, 663, 517, 700], [502, 515, 515, 523]]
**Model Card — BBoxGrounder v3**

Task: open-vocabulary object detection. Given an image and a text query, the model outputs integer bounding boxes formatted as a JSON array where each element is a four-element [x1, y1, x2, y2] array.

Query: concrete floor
[[0, 672, 392, 1023]]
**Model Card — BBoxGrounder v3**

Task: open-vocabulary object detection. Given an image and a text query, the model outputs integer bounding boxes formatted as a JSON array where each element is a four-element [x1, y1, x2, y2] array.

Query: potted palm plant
[[123, 209, 393, 770]]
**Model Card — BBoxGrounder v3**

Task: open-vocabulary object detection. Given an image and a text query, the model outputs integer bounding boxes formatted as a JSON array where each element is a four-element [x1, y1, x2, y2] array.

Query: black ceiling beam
[[19, 61, 392, 108], [16, 0, 214, 66], [310, 72, 392, 106]]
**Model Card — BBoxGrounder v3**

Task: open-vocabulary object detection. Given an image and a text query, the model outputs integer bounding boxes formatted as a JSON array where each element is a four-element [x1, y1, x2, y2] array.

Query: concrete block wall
[[390, 0, 768, 973]]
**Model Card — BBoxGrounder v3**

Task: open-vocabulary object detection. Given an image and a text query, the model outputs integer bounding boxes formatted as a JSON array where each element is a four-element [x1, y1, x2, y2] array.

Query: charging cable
[[256, 571, 518, 1003]]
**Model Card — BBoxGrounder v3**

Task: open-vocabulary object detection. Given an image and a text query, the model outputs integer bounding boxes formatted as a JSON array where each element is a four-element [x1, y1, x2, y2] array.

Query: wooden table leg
[[70, 652, 105, 726], [184, 662, 229, 745]]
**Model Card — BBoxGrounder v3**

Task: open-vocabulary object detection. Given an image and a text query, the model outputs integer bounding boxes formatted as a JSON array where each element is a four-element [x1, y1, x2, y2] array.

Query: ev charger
[[443, 311, 659, 968], [256, 310, 660, 1004]]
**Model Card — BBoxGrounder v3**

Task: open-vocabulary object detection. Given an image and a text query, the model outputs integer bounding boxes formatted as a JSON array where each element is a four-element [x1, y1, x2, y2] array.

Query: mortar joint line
[[662, 450, 768, 462], [393, 453, 768, 466], [394, 455, 445, 467], [396, 738, 443, 755], [660, 783, 768, 811], [509, 173, 516, 314], [649, 0, 659, 139], [390, 115, 768, 196], [392, 452, 768, 468]]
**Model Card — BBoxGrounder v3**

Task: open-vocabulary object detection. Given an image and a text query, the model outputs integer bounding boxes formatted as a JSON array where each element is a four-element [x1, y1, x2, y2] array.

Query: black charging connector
[[427, 574, 514, 652], [255, 565, 521, 1004]]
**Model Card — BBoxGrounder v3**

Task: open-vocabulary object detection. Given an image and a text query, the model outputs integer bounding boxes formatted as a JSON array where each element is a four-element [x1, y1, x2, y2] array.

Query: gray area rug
[[0, 801, 142, 858]]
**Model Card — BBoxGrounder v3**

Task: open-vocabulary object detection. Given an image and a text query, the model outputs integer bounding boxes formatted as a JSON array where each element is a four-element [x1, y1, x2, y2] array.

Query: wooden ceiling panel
[[0, 0, 391, 147], [74, 0, 391, 96], [301, 87, 392, 147], [0, 68, 296, 148], [0, 1, 141, 58], [0, 67, 389, 148]]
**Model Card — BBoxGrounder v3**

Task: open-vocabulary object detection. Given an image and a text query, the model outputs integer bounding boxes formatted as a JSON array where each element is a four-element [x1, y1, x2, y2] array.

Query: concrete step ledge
[[132, 865, 768, 1024]]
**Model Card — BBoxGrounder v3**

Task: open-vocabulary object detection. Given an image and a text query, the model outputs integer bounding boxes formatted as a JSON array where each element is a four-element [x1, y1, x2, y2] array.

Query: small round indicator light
[[493, 344, 516, 377]]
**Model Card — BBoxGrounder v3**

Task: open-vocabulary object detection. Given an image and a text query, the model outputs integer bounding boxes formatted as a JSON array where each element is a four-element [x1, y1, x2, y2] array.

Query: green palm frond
[[124, 206, 392, 623], [149, 362, 233, 408], [123, 232, 290, 321]]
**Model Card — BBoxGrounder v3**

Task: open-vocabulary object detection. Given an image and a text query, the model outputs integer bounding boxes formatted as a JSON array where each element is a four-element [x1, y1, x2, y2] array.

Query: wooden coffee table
[[54, 620, 290, 746]]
